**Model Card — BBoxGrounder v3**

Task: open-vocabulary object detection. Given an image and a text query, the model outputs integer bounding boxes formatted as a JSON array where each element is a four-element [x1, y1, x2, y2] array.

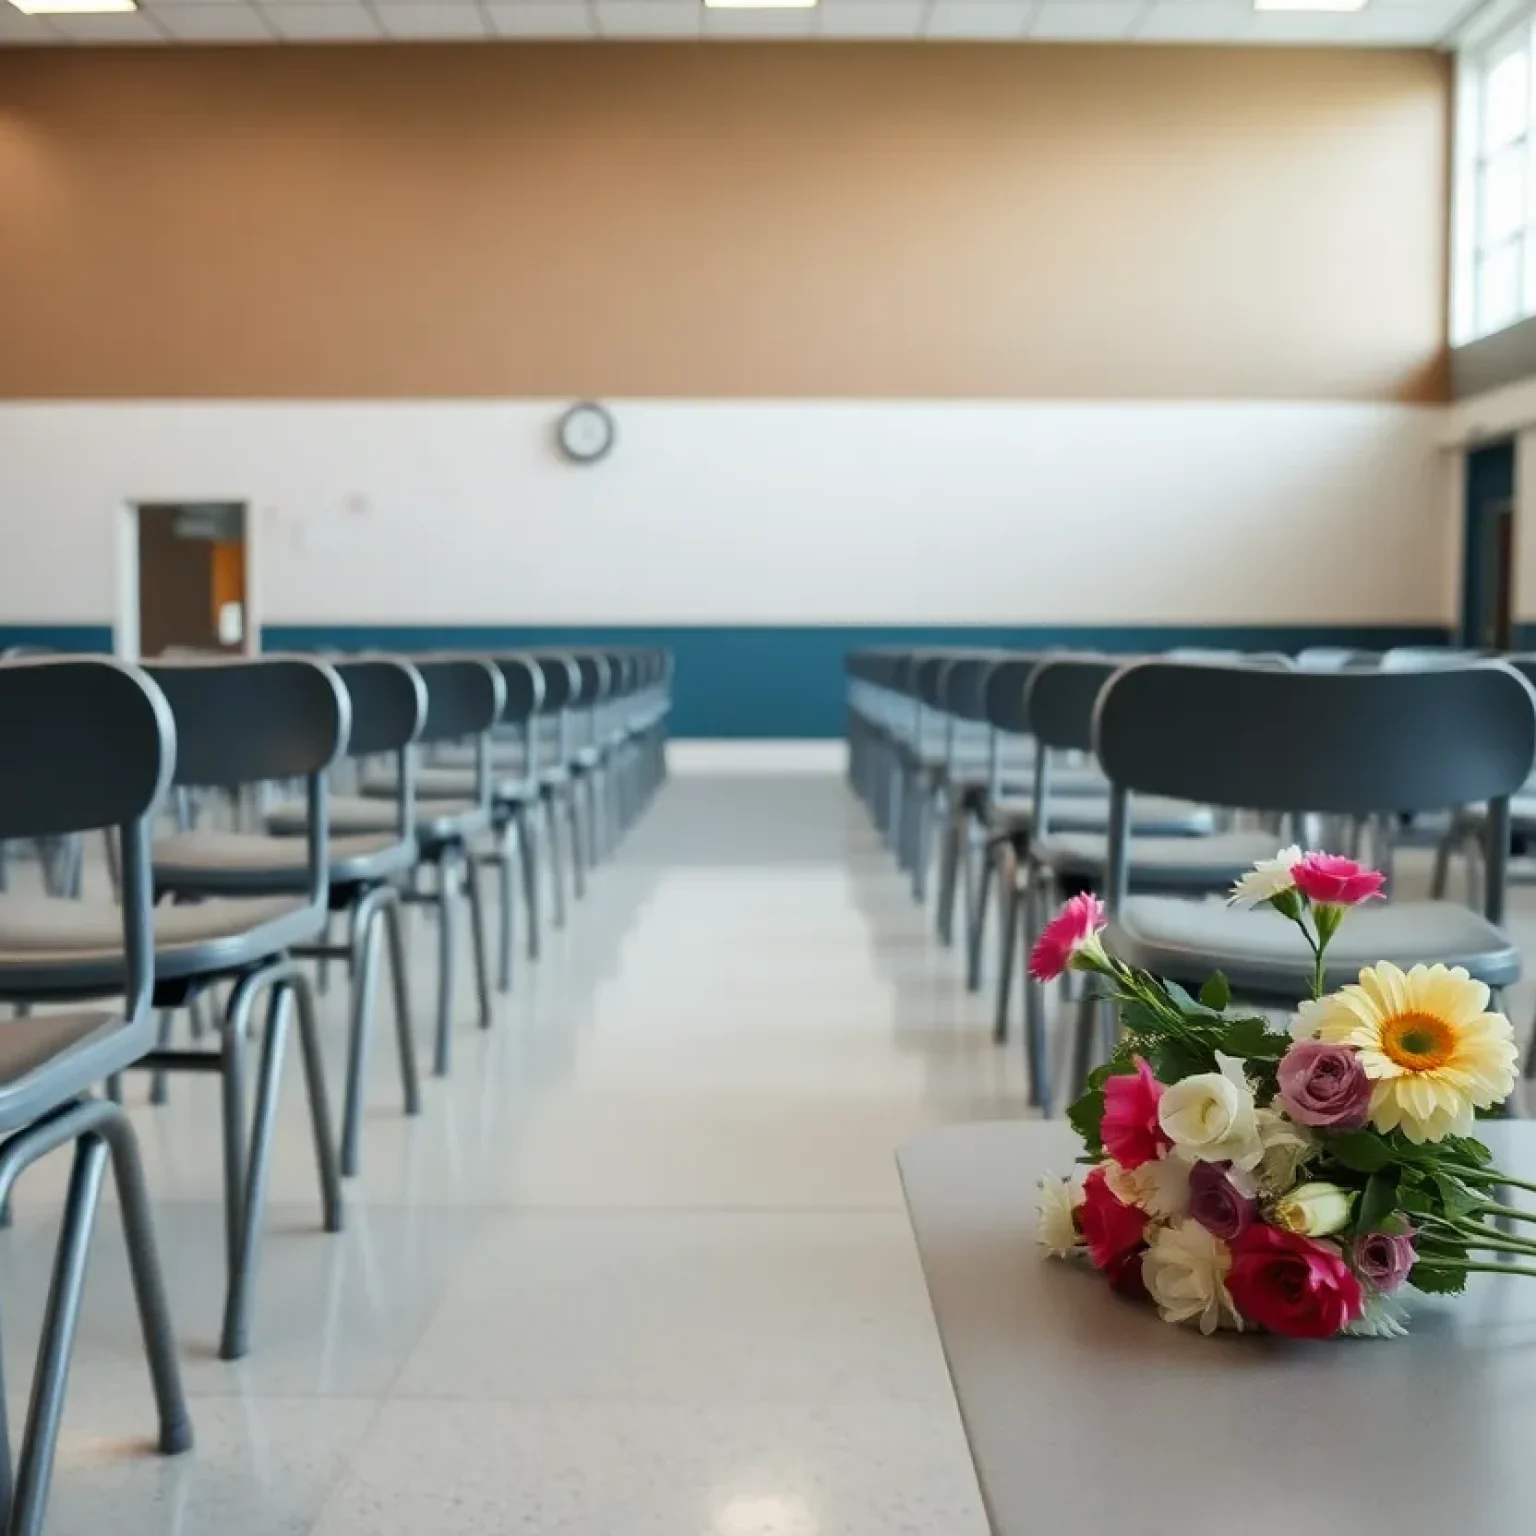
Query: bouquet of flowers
[[1035, 850, 1536, 1339]]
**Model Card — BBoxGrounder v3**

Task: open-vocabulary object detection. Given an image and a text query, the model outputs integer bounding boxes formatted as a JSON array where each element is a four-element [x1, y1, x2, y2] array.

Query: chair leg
[[516, 807, 541, 962], [1431, 818, 1457, 901], [287, 975, 344, 1236], [219, 979, 257, 1290], [6, 1136, 110, 1536], [966, 838, 996, 995], [98, 1110, 193, 1458], [148, 1008, 176, 1105], [495, 821, 515, 994], [340, 894, 387, 1178], [992, 872, 1022, 1045], [382, 896, 421, 1116], [434, 852, 459, 1077], [935, 804, 962, 947], [545, 795, 568, 931], [220, 985, 292, 1360], [569, 784, 588, 901], [464, 851, 493, 1031], [1022, 869, 1051, 1111]]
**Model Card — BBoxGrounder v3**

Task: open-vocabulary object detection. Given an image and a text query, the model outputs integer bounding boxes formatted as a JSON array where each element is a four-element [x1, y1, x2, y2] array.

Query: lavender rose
[[1277, 1041, 1373, 1130], [1187, 1161, 1257, 1243], [1353, 1229, 1416, 1294]]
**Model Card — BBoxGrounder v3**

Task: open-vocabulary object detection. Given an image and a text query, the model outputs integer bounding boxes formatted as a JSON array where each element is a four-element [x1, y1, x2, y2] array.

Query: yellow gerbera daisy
[[1296, 962, 1517, 1144]]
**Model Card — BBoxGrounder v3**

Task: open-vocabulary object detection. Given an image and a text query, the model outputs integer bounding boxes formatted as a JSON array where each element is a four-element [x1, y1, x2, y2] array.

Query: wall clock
[[556, 401, 616, 465]]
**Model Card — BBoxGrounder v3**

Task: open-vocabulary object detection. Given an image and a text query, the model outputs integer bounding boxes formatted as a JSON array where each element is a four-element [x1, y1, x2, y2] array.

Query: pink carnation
[[1290, 853, 1386, 908], [1100, 1057, 1169, 1170], [1028, 893, 1107, 983]]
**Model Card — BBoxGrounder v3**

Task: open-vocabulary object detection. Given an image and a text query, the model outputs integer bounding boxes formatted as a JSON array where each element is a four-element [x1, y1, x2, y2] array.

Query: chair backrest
[[0, 657, 175, 1111], [333, 657, 427, 841], [1025, 656, 1119, 830], [146, 656, 351, 911], [412, 657, 504, 812], [491, 654, 545, 771], [982, 655, 1039, 736], [1094, 660, 1536, 921]]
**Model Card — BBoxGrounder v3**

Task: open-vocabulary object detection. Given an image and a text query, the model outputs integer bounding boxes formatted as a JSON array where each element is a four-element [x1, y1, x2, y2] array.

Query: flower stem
[[1419, 1260, 1536, 1279], [1471, 1201, 1536, 1226], [1449, 1167, 1536, 1199]]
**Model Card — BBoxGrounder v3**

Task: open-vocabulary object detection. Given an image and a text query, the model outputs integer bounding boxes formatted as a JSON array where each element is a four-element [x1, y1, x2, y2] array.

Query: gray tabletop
[[898, 1119, 1536, 1536]]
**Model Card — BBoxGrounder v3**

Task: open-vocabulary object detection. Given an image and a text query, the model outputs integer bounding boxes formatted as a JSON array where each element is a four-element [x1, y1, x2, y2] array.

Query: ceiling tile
[[818, 0, 926, 36], [260, 1, 381, 36], [924, 0, 1031, 39], [148, 1, 276, 40], [1134, 0, 1240, 41], [375, 1, 489, 35], [485, 0, 595, 35], [44, 9, 167, 40], [0, 6, 60, 42], [595, 0, 700, 36], [1030, 1, 1141, 39], [1332, 3, 1458, 43], [704, 5, 817, 36]]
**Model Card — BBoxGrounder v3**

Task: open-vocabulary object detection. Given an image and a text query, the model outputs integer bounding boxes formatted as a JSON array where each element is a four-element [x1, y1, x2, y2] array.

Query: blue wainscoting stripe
[[1, 622, 1449, 738]]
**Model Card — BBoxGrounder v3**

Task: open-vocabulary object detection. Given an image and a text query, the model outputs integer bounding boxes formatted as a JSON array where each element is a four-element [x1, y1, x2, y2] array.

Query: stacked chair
[[0, 643, 672, 1530]]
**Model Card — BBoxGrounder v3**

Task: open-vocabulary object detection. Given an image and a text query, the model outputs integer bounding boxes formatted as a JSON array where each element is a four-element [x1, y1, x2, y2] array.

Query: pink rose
[[1079, 1165, 1149, 1273], [1228, 1224, 1363, 1339], [1290, 853, 1386, 909], [1277, 1041, 1373, 1129], [1100, 1057, 1169, 1170], [1028, 893, 1108, 983]]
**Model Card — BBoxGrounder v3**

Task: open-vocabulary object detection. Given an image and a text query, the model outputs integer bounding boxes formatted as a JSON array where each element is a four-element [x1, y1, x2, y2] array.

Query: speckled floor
[[1, 773, 1031, 1535]]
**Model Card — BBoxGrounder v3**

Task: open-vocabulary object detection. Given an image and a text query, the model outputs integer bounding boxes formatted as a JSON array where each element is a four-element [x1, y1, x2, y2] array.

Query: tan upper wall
[[0, 42, 1449, 402]]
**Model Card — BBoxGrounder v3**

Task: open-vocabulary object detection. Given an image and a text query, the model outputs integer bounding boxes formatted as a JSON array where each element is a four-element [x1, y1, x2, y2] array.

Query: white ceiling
[[0, 0, 1483, 49]]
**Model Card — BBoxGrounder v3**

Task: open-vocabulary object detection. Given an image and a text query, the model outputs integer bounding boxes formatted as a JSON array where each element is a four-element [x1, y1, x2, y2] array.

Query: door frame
[[114, 500, 261, 660], [1459, 438, 1518, 650]]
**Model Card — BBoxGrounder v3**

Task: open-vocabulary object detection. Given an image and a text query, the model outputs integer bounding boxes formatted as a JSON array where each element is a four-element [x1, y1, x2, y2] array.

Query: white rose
[[1141, 1219, 1242, 1335], [1104, 1153, 1189, 1219], [1157, 1055, 1263, 1170], [1035, 1173, 1081, 1258]]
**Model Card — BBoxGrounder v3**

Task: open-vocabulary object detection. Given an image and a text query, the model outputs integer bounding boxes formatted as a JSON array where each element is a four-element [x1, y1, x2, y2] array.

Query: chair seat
[[429, 742, 529, 772], [0, 893, 320, 996], [267, 796, 490, 847], [360, 766, 536, 805], [991, 796, 1216, 838], [155, 830, 414, 896], [1033, 830, 1282, 891], [0, 1008, 152, 1130], [1108, 897, 1522, 999]]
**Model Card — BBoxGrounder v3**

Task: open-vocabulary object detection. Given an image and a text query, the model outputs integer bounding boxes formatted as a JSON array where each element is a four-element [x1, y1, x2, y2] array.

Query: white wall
[[0, 399, 1452, 631]]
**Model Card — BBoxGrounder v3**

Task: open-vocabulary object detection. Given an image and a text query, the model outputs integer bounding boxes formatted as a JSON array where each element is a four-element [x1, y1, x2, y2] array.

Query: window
[[1454, 10, 1536, 343]]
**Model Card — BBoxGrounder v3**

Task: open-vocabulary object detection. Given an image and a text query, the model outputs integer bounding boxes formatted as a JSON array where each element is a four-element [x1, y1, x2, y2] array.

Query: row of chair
[[0, 645, 671, 1536], [847, 646, 1536, 1115]]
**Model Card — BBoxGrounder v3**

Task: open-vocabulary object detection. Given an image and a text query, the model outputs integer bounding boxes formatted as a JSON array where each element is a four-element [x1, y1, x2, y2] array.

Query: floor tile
[[309, 1398, 986, 1536], [392, 1211, 953, 1403]]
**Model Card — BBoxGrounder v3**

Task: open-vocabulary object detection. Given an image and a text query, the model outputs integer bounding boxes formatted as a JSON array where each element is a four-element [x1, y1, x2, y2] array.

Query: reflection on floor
[[3, 773, 1033, 1535]]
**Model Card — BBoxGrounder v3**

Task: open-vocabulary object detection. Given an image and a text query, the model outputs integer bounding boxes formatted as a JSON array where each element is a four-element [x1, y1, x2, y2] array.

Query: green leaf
[[1409, 1263, 1469, 1297], [1396, 1178, 1438, 1217], [1147, 1037, 1216, 1085], [1216, 1017, 1291, 1060], [1164, 980, 1220, 1019], [1198, 972, 1231, 1013], [1434, 1172, 1482, 1220], [1356, 1170, 1401, 1235], [1443, 1135, 1494, 1168], [1066, 1088, 1105, 1157], [1324, 1130, 1396, 1174]]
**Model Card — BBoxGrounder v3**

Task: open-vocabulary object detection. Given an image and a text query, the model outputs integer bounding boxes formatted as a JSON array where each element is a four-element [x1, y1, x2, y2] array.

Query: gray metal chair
[[268, 657, 503, 1080], [153, 658, 428, 1177], [361, 655, 542, 994], [1014, 656, 1287, 1106], [1071, 659, 1536, 1101], [0, 657, 191, 1536]]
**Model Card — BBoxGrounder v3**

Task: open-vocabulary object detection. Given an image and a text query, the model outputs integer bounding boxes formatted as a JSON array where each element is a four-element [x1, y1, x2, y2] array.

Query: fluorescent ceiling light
[[704, 0, 818, 9], [1253, 0, 1368, 10], [7, 0, 138, 13]]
